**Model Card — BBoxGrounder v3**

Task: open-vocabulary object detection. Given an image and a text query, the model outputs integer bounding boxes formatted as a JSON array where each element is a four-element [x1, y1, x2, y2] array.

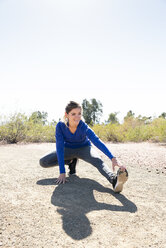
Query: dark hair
[[65, 101, 82, 114]]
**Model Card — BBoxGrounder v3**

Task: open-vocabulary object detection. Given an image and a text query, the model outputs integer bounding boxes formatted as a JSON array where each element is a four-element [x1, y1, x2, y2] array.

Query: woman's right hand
[[112, 157, 126, 172], [56, 173, 67, 184]]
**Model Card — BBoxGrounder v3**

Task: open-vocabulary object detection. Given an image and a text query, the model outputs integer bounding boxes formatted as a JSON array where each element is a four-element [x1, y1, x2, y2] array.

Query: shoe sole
[[68, 173, 76, 176], [114, 169, 128, 193]]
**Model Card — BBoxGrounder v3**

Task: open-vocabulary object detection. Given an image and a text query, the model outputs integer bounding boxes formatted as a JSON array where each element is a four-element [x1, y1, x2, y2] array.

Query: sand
[[0, 142, 166, 248]]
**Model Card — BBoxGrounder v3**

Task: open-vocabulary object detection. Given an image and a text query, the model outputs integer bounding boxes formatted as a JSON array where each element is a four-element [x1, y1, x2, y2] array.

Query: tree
[[124, 110, 135, 121], [29, 111, 48, 125], [50, 119, 57, 126], [137, 115, 152, 125], [82, 99, 92, 125], [82, 98, 103, 125], [107, 112, 119, 124], [159, 112, 166, 119]]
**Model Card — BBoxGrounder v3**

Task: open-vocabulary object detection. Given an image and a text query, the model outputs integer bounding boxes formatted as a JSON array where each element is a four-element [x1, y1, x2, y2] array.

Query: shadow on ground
[[37, 176, 137, 240]]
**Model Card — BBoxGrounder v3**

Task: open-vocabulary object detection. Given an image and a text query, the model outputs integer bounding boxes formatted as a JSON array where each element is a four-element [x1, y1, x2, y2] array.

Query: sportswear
[[55, 120, 115, 173]]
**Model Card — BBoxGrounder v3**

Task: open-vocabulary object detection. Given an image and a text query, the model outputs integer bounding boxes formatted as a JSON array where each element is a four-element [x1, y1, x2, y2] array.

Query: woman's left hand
[[112, 157, 126, 172]]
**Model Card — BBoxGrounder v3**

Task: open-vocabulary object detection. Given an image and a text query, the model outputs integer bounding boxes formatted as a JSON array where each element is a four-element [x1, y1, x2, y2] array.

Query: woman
[[39, 101, 128, 193]]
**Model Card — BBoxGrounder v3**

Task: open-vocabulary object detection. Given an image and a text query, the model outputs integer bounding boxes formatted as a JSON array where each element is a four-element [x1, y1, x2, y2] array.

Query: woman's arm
[[86, 127, 126, 171], [55, 123, 68, 183], [86, 127, 114, 159]]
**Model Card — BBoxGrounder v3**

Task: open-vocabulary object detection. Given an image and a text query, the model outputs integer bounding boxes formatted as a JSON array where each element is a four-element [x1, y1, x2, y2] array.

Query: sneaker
[[112, 168, 128, 193], [68, 158, 78, 175]]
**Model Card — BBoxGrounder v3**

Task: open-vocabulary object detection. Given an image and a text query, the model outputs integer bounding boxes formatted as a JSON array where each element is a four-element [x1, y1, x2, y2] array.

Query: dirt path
[[0, 142, 166, 248]]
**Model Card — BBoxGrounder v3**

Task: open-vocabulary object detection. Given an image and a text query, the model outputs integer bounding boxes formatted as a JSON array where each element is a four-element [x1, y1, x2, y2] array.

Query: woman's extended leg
[[75, 146, 128, 192], [75, 146, 115, 183]]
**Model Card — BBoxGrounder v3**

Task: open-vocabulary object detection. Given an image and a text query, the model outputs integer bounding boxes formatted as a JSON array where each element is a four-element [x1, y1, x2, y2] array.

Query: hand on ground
[[56, 173, 67, 184]]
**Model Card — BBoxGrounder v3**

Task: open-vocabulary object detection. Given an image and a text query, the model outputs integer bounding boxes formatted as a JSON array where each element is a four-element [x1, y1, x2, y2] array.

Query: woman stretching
[[39, 101, 128, 193]]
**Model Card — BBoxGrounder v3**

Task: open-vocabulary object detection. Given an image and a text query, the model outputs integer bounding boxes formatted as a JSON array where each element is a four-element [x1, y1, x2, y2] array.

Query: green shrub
[[92, 117, 166, 143], [150, 118, 166, 142], [0, 113, 166, 143], [0, 113, 55, 143], [25, 121, 55, 142], [0, 113, 27, 143]]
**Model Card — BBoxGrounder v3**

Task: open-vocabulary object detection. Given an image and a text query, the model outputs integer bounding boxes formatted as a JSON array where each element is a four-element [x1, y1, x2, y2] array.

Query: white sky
[[0, 0, 165, 123]]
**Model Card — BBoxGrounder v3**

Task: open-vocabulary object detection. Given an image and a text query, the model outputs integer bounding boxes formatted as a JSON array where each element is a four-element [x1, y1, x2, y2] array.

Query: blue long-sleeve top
[[55, 120, 115, 173]]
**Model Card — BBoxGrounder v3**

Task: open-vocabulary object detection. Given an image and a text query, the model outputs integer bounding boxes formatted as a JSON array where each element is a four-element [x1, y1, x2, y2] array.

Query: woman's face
[[66, 107, 82, 126]]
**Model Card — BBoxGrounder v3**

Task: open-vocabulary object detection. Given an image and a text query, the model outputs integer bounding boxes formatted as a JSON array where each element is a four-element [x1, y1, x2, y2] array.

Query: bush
[[92, 117, 166, 143], [150, 118, 166, 142], [0, 113, 27, 143], [0, 113, 55, 143], [25, 121, 55, 142], [0, 113, 166, 144]]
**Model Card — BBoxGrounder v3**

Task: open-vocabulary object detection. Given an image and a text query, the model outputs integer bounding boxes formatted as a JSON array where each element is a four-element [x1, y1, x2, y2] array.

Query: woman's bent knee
[[39, 158, 47, 167]]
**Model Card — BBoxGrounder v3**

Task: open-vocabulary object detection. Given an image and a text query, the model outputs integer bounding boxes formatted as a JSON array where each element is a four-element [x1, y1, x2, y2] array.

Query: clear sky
[[0, 0, 165, 123]]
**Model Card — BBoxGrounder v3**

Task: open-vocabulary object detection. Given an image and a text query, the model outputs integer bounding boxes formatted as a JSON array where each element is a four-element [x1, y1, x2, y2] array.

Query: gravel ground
[[0, 142, 166, 248]]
